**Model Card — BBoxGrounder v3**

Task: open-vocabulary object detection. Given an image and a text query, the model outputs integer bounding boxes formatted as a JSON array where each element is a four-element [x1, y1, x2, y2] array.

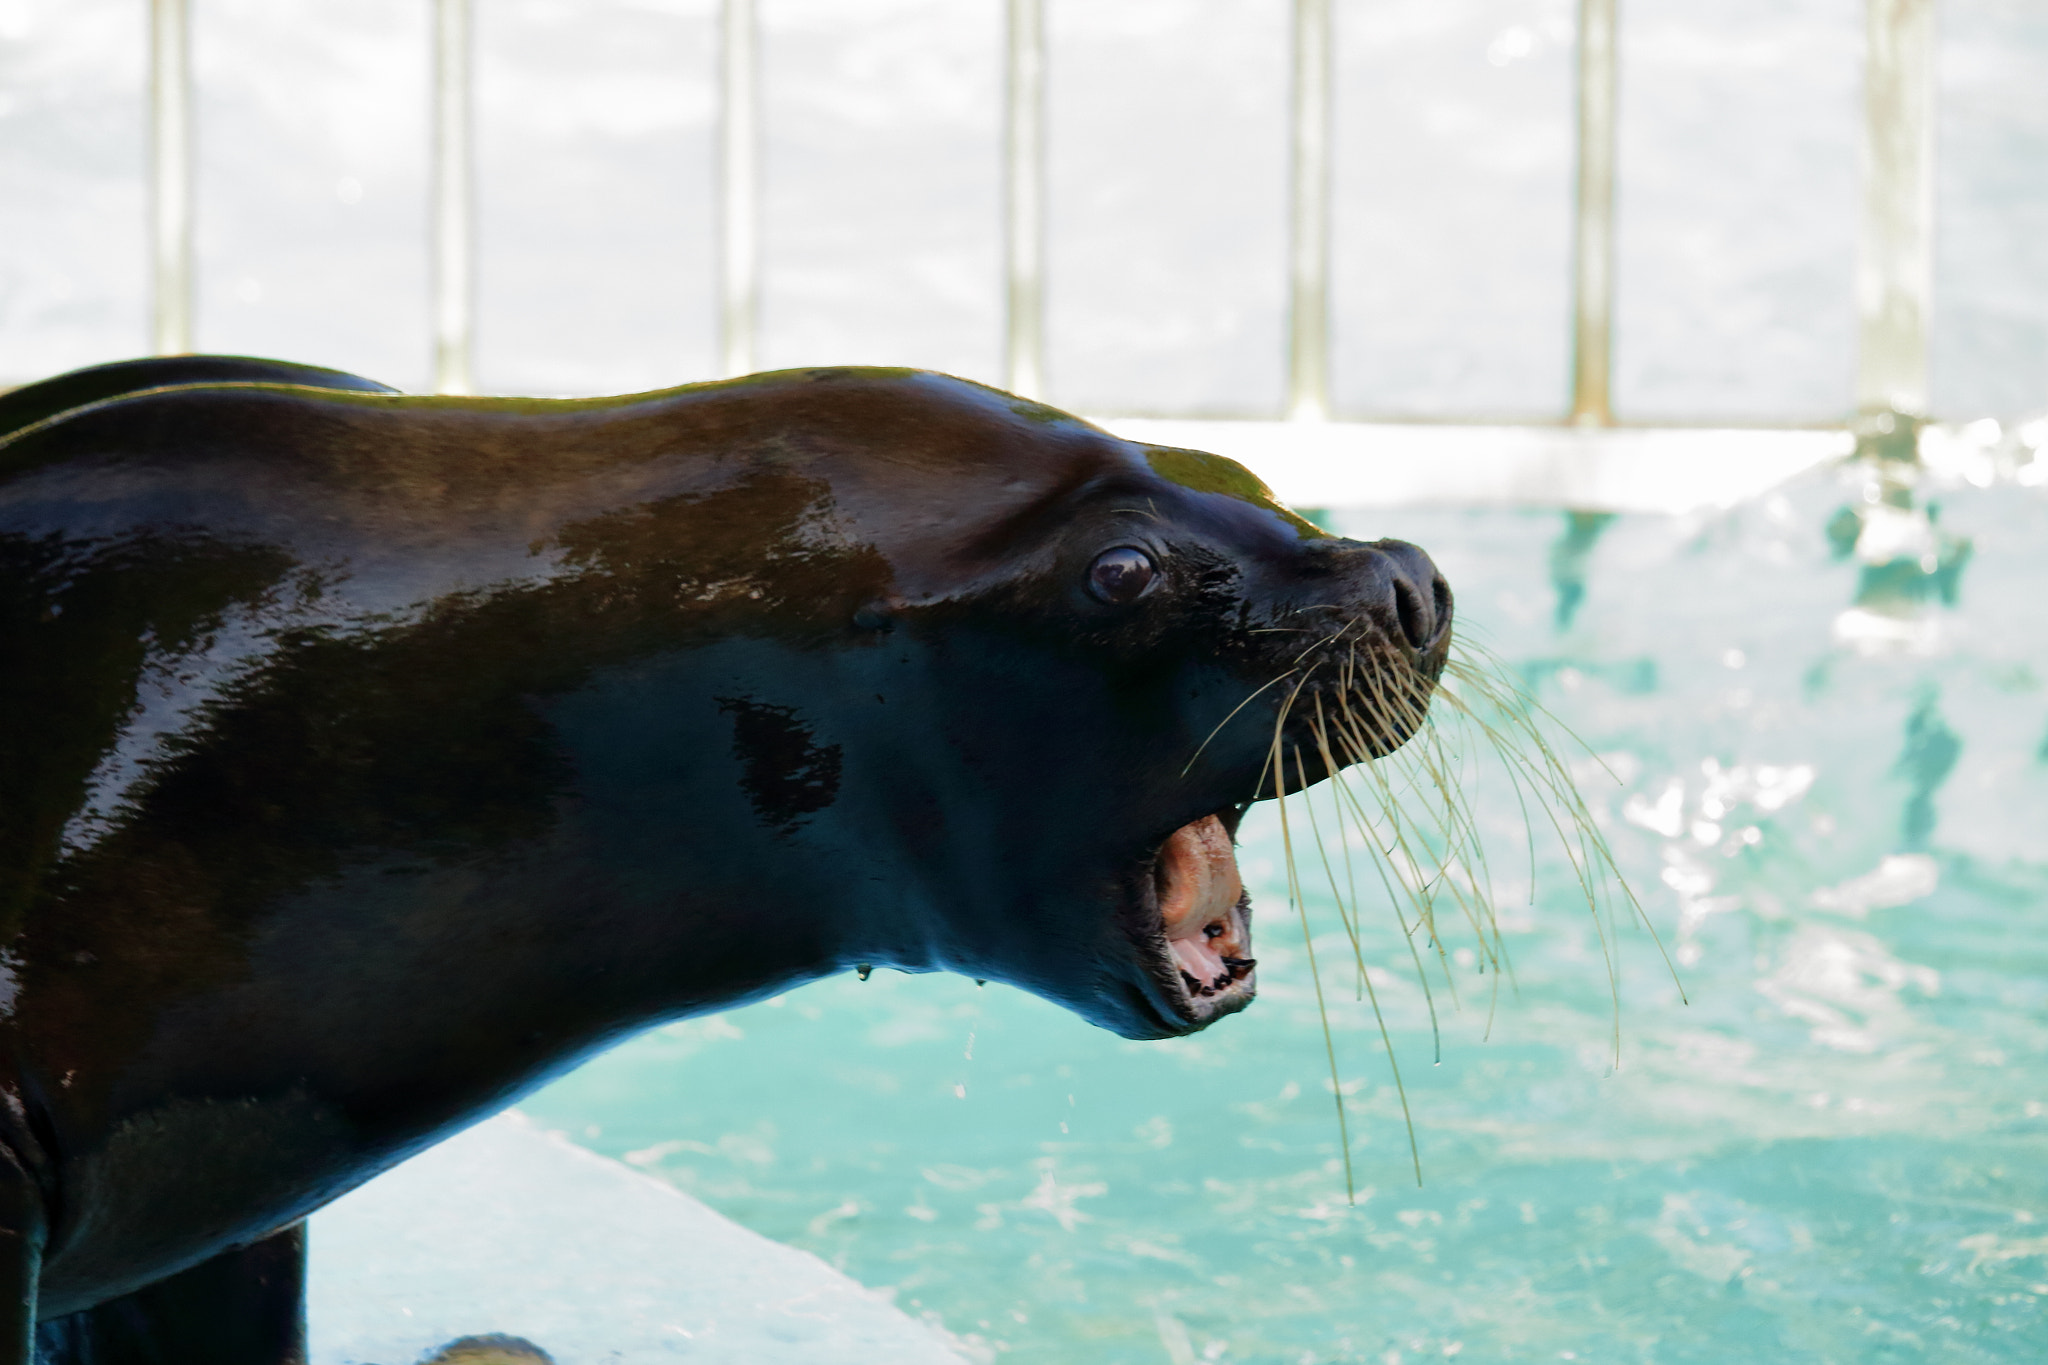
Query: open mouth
[[1142, 810, 1256, 1024]]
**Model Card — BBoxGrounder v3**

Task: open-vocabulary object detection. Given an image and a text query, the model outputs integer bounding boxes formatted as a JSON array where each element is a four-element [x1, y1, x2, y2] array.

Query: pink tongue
[[1158, 816, 1244, 985]]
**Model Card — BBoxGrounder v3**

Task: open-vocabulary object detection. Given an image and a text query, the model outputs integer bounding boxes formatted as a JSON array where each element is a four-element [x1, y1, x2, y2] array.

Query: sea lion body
[[0, 360, 1450, 1362]]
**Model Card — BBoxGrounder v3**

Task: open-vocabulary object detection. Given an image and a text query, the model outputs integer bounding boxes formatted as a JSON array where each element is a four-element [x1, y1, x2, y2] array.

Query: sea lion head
[[696, 369, 1453, 1040]]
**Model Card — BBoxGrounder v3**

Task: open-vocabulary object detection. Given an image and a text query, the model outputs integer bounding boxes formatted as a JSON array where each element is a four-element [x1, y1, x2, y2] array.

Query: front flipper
[[0, 1145, 48, 1365], [34, 1225, 305, 1365]]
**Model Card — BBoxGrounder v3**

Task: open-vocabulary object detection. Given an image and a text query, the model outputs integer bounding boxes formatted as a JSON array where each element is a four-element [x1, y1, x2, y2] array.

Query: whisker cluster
[[1255, 636, 1678, 1197]]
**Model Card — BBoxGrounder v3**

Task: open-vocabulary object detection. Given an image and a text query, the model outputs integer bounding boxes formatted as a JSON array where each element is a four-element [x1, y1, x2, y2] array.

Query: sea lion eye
[[1087, 547, 1157, 604]]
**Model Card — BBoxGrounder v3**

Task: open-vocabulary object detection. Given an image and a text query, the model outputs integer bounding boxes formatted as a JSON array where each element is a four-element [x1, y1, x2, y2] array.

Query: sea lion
[[0, 358, 1451, 1363]]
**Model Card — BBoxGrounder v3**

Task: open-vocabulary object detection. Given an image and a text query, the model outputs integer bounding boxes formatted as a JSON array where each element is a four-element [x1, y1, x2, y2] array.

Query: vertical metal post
[[1569, 0, 1617, 426], [1003, 0, 1045, 400], [432, 0, 474, 394], [149, 0, 193, 355], [720, 0, 759, 379], [1286, 0, 1330, 423], [1856, 0, 1935, 417]]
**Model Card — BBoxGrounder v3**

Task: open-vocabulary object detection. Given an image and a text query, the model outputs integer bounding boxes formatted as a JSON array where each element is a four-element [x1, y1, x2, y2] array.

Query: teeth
[[1180, 968, 1243, 999]]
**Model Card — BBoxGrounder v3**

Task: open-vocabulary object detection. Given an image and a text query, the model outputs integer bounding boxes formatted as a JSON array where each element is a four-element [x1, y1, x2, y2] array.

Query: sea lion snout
[[1370, 538, 1454, 657], [1283, 536, 1453, 663]]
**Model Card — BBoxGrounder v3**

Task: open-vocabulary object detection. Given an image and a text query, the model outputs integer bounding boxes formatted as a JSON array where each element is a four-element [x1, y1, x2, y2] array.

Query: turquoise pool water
[[525, 437, 2048, 1363]]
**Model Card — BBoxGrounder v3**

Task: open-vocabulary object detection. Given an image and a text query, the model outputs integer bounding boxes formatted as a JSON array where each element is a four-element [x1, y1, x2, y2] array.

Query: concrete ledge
[[1098, 419, 1854, 514], [308, 1112, 967, 1365]]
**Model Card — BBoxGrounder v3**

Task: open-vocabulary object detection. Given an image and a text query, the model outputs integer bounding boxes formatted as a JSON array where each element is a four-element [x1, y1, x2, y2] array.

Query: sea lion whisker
[[1333, 669, 1395, 758], [1268, 703, 1370, 1198], [1357, 651, 1423, 730], [1305, 703, 1373, 984], [1354, 760, 1469, 1010], [1435, 661, 1626, 895], [1298, 731, 1363, 974], [1332, 679, 1400, 771], [1442, 703, 1580, 872], [1326, 684, 1377, 757], [1287, 634, 1334, 667], [1313, 702, 1368, 940], [1432, 647, 1687, 1057], [1324, 765, 1447, 1054], [1443, 651, 1630, 804], [1399, 710, 1503, 953], [1284, 743, 1421, 1191], [1417, 712, 1556, 957], [1260, 632, 1653, 1136], [1428, 671, 1596, 830], [1353, 659, 1415, 756], [1351, 773, 1482, 1010], [1430, 685, 1545, 899], [1251, 666, 1319, 800]]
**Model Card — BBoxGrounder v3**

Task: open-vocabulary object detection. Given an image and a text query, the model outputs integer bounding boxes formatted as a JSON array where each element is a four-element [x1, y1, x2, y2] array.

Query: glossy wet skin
[[0, 365, 1449, 1319]]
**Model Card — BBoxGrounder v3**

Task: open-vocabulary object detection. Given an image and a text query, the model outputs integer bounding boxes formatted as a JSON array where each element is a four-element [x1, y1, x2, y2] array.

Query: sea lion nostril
[[1362, 537, 1448, 650], [1393, 578, 1430, 650]]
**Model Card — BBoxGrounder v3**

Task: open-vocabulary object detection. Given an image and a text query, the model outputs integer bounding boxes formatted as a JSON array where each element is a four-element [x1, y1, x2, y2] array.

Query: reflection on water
[[1546, 509, 1616, 630], [527, 433, 2048, 1363], [1895, 691, 1962, 851]]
